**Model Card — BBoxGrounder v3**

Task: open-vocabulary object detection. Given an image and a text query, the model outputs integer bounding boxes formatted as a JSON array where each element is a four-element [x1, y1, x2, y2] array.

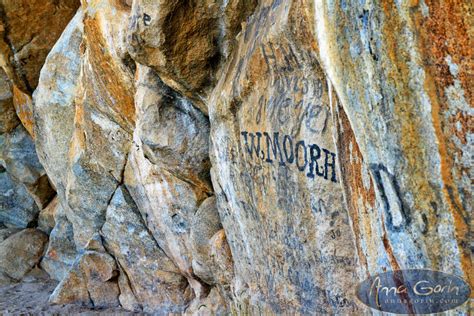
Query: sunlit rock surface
[[0, 0, 471, 314], [101, 185, 190, 313], [313, 0, 471, 291], [0, 229, 48, 281]]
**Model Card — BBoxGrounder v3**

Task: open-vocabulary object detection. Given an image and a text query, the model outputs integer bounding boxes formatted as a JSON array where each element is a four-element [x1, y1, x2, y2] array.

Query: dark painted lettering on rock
[[240, 131, 337, 183]]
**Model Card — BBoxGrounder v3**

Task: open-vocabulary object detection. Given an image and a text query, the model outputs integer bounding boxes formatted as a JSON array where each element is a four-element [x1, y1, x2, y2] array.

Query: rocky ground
[[0, 268, 132, 315]]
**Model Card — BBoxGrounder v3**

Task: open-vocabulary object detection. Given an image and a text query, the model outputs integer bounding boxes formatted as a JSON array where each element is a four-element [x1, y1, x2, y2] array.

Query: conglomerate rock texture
[[0, 0, 471, 314]]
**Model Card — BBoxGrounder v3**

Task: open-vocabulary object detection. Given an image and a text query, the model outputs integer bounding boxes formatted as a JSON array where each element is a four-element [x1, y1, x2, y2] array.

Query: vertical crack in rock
[[124, 63, 217, 309]]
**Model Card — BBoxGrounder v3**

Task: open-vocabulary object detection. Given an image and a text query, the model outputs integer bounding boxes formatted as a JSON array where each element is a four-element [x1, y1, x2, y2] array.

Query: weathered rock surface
[[0, 0, 80, 92], [40, 201, 77, 281], [127, 0, 257, 112], [0, 0, 471, 314], [12, 86, 35, 138], [63, 0, 135, 248], [33, 9, 83, 198], [0, 229, 48, 281], [37, 197, 57, 235], [0, 168, 39, 228], [190, 196, 222, 284], [49, 248, 120, 308], [207, 2, 360, 313], [313, 0, 472, 294], [209, 229, 234, 286], [0, 226, 19, 242], [0, 124, 55, 209], [125, 64, 212, 302], [101, 185, 190, 313], [0, 68, 18, 134]]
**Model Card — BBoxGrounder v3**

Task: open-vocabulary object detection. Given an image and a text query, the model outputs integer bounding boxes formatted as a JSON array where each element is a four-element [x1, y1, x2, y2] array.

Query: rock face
[[0, 0, 471, 314], [101, 185, 190, 313], [0, 0, 80, 92], [127, 0, 258, 112], [40, 200, 76, 281], [0, 229, 48, 281], [207, 3, 360, 313], [0, 68, 18, 134], [33, 9, 83, 199], [314, 1, 472, 281], [0, 168, 39, 228], [1, 124, 55, 209], [49, 247, 120, 308]]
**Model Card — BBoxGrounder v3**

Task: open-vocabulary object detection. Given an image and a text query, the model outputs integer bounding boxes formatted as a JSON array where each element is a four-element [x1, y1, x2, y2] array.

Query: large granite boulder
[[313, 0, 471, 294], [0, 0, 470, 314], [101, 185, 190, 313], [0, 229, 48, 281], [207, 2, 360, 313], [33, 10, 83, 199]]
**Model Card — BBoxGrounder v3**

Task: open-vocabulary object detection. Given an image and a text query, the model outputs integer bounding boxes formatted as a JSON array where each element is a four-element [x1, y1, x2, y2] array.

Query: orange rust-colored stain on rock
[[332, 97, 375, 276], [414, 0, 473, 170], [83, 16, 135, 129], [48, 249, 58, 260], [381, 225, 401, 272], [68, 99, 87, 162], [412, 0, 473, 290], [380, 2, 445, 266], [12, 85, 35, 138], [416, 0, 472, 106], [452, 111, 473, 145], [0, 0, 79, 91], [160, 1, 219, 93], [380, 2, 428, 186], [289, 0, 319, 53]]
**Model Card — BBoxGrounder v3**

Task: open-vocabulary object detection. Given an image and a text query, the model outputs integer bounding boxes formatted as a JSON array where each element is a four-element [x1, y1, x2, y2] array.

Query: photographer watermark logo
[[356, 269, 471, 314]]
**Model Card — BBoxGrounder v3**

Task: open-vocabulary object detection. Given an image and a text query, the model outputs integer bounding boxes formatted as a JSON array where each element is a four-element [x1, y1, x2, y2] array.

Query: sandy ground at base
[[0, 268, 137, 315]]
